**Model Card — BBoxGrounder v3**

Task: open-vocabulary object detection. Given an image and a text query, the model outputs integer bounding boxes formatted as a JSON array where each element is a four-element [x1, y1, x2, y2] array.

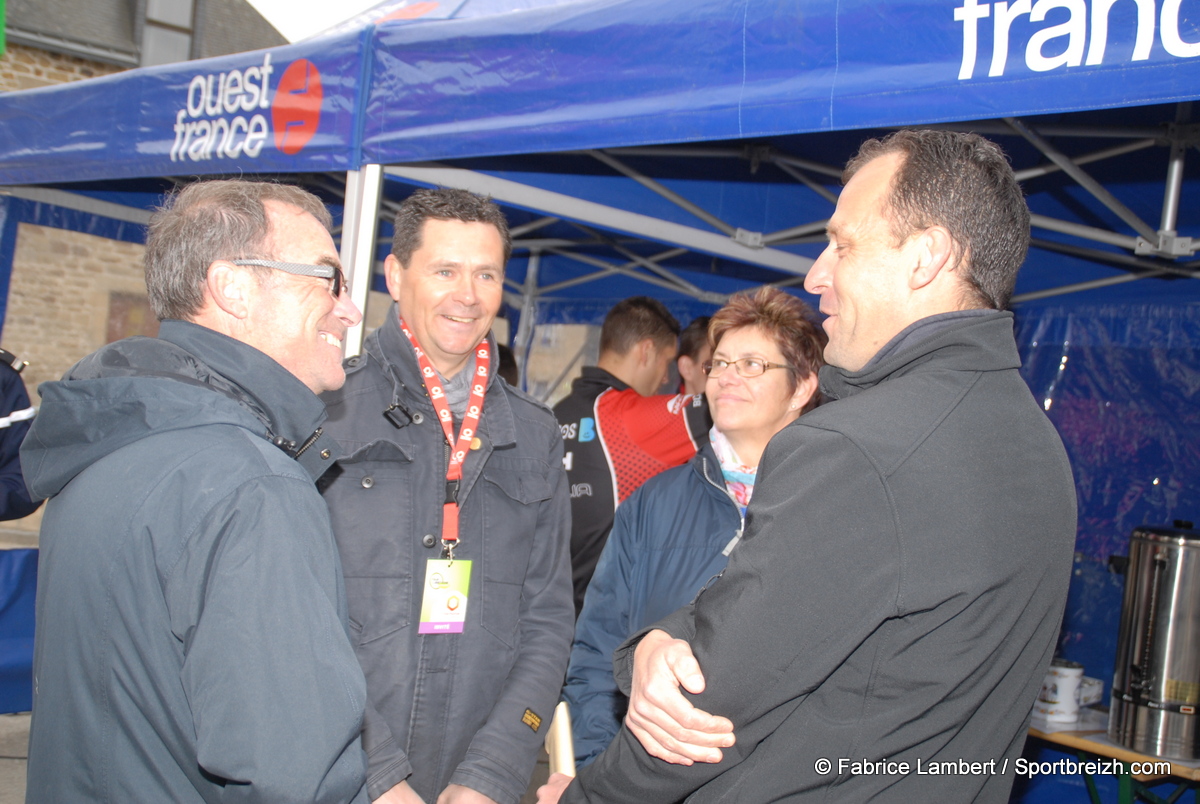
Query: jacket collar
[[819, 310, 1021, 403], [578, 367, 628, 391], [573, 366, 631, 394], [158, 320, 337, 480], [369, 304, 517, 449]]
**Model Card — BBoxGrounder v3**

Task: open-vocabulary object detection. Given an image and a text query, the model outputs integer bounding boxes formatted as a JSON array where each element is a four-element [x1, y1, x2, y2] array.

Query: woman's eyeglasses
[[702, 357, 795, 378]]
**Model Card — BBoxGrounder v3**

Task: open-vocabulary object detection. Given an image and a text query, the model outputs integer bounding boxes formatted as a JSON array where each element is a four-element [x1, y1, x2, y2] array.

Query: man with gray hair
[[23, 180, 368, 803], [541, 130, 1077, 803]]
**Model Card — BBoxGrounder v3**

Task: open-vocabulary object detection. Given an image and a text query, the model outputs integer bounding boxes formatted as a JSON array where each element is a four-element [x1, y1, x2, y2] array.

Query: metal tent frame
[[330, 104, 1199, 357]]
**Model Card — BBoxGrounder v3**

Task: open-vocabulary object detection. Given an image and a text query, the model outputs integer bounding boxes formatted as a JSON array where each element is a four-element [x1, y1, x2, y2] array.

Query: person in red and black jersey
[[553, 297, 710, 616]]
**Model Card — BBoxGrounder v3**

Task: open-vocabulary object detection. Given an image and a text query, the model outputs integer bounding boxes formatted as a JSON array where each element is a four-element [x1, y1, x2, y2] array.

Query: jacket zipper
[[292, 427, 323, 459], [700, 454, 744, 556]]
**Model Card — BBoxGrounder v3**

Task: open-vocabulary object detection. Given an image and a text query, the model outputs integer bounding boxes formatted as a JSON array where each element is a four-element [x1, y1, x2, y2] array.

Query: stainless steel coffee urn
[[1109, 523, 1200, 759]]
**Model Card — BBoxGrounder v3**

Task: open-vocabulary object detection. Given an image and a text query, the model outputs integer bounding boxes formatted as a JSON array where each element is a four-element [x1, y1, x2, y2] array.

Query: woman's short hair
[[708, 287, 827, 414]]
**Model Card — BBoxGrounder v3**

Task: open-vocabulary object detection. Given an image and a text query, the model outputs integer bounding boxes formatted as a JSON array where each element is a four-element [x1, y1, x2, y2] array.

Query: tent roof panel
[[0, 30, 366, 185], [360, 0, 1200, 164]]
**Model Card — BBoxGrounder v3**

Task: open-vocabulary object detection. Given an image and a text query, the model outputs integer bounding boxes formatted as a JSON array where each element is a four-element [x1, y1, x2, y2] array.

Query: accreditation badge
[[418, 559, 472, 634]]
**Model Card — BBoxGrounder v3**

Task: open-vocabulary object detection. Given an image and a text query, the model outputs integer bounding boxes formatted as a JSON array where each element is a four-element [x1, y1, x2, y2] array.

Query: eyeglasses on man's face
[[232, 259, 347, 299], [702, 357, 795, 378]]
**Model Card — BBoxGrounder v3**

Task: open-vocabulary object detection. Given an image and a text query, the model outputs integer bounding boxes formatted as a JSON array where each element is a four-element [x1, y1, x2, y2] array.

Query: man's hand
[[375, 781, 427, 804], [536, 772, 573, 804], [435, 783, 498, 804], [625, 629, 735, 765]]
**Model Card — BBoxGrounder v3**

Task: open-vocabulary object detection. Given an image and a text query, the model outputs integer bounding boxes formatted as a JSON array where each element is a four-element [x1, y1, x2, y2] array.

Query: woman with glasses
[[562, 286, 826, 766]]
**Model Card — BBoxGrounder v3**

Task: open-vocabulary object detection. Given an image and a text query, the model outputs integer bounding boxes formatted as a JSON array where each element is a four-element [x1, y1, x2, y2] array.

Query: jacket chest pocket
[[322, 440, 417, 643], [477, 462, 553, 647]]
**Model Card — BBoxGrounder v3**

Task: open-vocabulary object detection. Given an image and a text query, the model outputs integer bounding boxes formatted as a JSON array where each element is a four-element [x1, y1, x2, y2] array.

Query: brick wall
[[0, 42, 125, 93], [6, 223, 148, 395], [0, 224, 147, 539]]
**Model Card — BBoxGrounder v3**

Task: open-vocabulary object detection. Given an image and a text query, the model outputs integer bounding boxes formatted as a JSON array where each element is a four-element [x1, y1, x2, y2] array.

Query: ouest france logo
[[169, 53, 324, 163], [953, 0, 1199, 80]]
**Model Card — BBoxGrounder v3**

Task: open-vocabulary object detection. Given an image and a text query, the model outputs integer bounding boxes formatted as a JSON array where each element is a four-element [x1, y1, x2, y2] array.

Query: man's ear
[[790, 371, 820, 412], [635, 338, 656, 368], [205, 261, 252, 320], [384, 254, 404, 302], [909, 225, 955, 290]]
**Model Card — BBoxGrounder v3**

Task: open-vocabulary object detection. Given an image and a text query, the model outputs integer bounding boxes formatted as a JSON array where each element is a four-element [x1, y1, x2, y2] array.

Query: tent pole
[[772, 162, 839, 204], [1010, 270, 1172, 303], [588, 149, 740, 238], [569, 223, 705, 296], [1160, 104, 1193, 235], [513, 251, 540, 387], [0, 187, 152, 224], [536, 248, 689, 295], [1012, 138, 1157, 182], [340, 164, 384, 358], [1029, 214, 1139, 250], [384, 164, 812, 275], [764, 220, 829, 246], [548, 248, 726, 304], [510, 216, 560, 237], [766, 151, 844, 179], [1007, 117, 1159, 243], [1029, 237, 1200, 280], [1161, 132, 1186, 234]]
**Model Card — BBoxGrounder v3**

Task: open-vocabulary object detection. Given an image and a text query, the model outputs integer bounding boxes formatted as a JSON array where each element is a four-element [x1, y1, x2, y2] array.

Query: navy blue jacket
[[563, 442, 740, 766], [0, 360, 40, 520]]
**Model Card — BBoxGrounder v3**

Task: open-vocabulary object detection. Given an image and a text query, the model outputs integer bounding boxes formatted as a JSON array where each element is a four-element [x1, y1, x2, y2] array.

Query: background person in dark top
[[0, 349, 40, 520], [552, 297, 708, 615]]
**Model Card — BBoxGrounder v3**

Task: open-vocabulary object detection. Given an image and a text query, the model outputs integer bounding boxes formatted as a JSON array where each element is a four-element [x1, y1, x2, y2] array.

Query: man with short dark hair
[[553, 297, 709, 614], [541, 130, 1077, 803], [320, 188, 573, 804], [675, 316, 711, 396], [24, 180, 368, 803]]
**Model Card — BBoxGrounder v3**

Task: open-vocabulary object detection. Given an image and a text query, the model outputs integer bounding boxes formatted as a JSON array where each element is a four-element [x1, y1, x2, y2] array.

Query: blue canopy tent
[[4, 0, 1199, 330], [1, 1, 1199, 797]]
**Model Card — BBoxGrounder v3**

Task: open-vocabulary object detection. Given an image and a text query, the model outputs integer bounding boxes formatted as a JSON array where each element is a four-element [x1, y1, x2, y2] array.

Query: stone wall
[[0, 42, 125, 93], [0, 224, 147, 539], [6, 223, 148, 395]]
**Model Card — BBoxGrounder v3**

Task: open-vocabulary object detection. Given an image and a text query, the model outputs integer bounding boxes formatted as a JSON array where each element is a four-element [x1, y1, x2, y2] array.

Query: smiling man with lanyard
[[321, 188, 573, 804]]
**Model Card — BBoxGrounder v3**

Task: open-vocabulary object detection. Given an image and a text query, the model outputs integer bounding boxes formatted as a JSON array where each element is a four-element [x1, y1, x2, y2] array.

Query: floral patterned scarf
[[709, 426, 757, 516]]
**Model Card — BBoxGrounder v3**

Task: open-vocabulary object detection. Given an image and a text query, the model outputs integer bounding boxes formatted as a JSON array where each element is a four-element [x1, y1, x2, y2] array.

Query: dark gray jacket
[[22, 320, 368, 804], [320, 308, 574, 804], [570, 311, 1078, 803]]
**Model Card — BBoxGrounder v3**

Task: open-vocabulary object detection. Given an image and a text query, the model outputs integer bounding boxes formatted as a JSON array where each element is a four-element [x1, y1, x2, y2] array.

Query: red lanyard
[[398, 318, 489, 559]]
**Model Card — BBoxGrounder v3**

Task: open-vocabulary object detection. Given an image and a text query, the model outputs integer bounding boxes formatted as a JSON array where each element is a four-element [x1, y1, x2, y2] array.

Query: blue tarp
[[362, 0, 1200, 162], [1012, 301, 1200, 804], [0, 549, 36, 714], [2, 0, 1199, 182]]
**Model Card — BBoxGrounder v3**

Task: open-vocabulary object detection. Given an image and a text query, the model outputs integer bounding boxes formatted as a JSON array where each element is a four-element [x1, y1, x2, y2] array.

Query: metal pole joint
[[1135, 232, 1195, 258], [733, 228, 764, 249]]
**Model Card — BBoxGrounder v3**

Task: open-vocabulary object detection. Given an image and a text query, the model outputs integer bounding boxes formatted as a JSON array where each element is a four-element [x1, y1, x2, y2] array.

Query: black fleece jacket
[[569, 311, 1077, 804]]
